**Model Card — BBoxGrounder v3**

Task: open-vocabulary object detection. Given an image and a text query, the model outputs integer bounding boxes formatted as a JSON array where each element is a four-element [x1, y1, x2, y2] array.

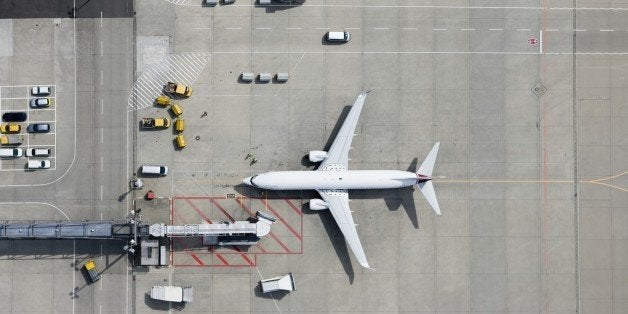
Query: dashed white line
[[225, 27, 241, 30], [489, 28, 503, 31], [373, 27, 389, 30], [285, 27, 301, 30], [461, 28, 475, 31], [316, 27, 330, 30], [600, 29, 614, 32], [100, 185, 103, 201], [100, 41, 103, 56], [101, 98, 103, 115], [100, 12, 103, 28], [100, 70, 103, 85], [194, 27, 211, 30], [402, 27, 418, 30], [100, 156, 103, 172], [574, 29, 587, 32], [517, 28, 531, 31], [432, 28, 447, 31], [100, 128, 104, 143], [255, 27, 272, 30], [345, 27, 360, 30]]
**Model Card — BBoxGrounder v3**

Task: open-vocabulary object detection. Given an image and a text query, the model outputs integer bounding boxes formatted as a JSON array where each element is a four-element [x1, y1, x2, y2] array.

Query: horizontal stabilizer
[[417, 142, 440, 177], [417, 180, 441, 215]]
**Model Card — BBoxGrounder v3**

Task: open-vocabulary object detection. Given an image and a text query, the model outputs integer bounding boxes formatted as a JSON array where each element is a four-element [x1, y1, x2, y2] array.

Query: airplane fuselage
[[245, 170, 419, 190]]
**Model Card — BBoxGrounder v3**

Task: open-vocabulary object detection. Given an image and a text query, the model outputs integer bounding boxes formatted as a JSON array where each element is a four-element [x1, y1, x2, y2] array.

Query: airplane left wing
[[317, 189, 371, 269], [319, 91, 369, 171]]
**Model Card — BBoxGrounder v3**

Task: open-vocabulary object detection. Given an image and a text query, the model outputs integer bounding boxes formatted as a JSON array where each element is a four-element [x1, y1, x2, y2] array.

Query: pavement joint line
[[545, 28, 559, 31]]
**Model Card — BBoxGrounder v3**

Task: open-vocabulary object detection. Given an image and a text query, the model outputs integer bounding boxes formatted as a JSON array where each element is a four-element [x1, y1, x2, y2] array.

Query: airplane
[[243, 91, 441, 269]]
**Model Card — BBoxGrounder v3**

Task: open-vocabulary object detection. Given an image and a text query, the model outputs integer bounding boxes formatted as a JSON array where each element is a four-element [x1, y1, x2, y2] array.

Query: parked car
[[26, 148, 51, 157], [325, 31, 351, 43], [0, 148, 23, 158], [2, 112, 27, 122], [140, 165, 168, 176], [31, 86, 51, 96], [1, 124, 21, 134], [27, 123, 51, 133], [30, 98, 51, 108], [27, 159, 51, 169]]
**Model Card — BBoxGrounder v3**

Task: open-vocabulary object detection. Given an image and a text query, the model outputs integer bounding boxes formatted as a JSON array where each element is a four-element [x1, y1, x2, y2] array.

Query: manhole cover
[[532, 82, 547, 98]]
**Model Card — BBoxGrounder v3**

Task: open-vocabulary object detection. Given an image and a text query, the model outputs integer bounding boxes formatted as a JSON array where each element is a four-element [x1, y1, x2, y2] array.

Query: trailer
[[164, 82, 192, 98], [84, 260, 101, 283], [141, 117, 171, 129], [150, 286, 193, 303]]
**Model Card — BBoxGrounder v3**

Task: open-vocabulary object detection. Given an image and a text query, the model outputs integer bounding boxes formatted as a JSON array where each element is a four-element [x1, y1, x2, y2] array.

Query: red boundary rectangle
[[171, 196, 303, 267]]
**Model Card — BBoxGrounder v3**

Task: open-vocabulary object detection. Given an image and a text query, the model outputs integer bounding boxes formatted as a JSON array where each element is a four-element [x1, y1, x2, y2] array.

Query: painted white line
[[101, 156, 103, 172], [461, 28, 475, 31], [285, 27, 301, 30], [600, 29, 614, 32], [194, 27, 211, 30], [546, 28, 559, 32], [100, 41, 103, 56], [316, 27, 330, 30], [432, 28, 447, 31], [101, 98, 104, 115], [100, 128, 104, 143], [402, 27, 417, 30], [574, 29, 586, 32], [540, 30, 543, 54], [517, 28, 531, 31], [255, 27, 272, 30], [225, 27, 241, 30], [489, 28, 503, 31], [100, 70, 103, 85], [100, 11, 102, 28], [345, 27, 360, 30], [100, 185, 103, 201], [373, 27, 389, 30]]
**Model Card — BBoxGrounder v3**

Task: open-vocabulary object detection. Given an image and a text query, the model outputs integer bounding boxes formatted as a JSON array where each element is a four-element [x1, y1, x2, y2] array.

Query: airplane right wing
[[317, 189, 371, 269], [318, 91, 369, 171]]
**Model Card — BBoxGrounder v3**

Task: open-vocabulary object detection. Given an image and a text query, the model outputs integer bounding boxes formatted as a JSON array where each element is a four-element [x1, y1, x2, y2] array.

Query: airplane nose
[[243, 176, 252, 186]]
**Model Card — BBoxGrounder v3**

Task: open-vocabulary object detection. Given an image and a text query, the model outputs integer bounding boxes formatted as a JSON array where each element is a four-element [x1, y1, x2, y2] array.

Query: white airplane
[[243, 91, 441, 269]]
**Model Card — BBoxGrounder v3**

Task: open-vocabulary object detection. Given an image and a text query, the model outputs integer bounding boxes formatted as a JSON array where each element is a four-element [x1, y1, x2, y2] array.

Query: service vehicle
[[150, 286, 193, 303], [175, 134, 187, 149], [26, 148, 51, 157], [0, 148, 23, 158], [1, 124, 21, 134], [325, 31, 351, 43], [164, 82, 192, 97], [83, 260, 101, 283], [260, 273, 296, 293], [0, 135, 23, 145], [27, 159, 51, 169], [174, 119, 184, 133], [29, 98, 51, 108], [140, 165, 168, 176], [31, 86, 51, 96], [141, 117, 171, 129], [27, 123, 51, 133], [2, 112, 27, 122], [155, 95, 171, 106], [170, 104, 183, 117]]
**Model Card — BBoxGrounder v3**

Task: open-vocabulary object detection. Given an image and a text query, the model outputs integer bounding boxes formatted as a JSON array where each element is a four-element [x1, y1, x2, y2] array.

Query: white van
[[27, 160, 51, 169], [140, 165, 168, 176], [326, 31, 350, 43], [0, 148, 23, 158]]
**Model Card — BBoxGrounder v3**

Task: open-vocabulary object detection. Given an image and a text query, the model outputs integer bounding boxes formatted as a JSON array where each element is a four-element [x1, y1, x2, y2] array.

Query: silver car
[[31, 86, 51, 96]]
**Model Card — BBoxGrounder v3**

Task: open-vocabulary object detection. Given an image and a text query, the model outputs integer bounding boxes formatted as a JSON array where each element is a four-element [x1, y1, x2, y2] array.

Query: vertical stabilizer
[[416, 142, 441, 215]]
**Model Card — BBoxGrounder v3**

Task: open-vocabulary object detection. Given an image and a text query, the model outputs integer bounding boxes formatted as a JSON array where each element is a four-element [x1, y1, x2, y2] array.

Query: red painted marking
[[236, 198, 291, 253], [189, 253, 205, 266], [183, 198, 213, 224], [284, 198, 303, 216], [215, 254, 230, 266], [232, 246, 255, 266], [259, 199, 302, 240], [255, 243, 267, 253], [209, 198, 235, 222]]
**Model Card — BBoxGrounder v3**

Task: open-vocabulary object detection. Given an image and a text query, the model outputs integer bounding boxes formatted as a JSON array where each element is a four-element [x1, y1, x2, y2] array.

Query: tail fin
[[416, 142, 441, 215]]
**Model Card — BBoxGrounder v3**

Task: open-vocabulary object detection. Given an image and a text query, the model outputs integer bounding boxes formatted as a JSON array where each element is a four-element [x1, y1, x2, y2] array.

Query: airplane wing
[[319, 91, 369, 171], [317, 189, 371, 269]]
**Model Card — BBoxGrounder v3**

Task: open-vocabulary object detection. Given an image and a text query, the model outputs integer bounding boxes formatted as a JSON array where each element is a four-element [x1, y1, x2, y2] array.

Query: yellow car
[[1, 124, 21, 134], [155, 95, 171, 106]]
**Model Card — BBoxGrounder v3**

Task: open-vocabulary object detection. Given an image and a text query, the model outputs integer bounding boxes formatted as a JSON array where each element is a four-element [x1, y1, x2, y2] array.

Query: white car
[[29, 98, 51, 108], [0, 148, 23, 158], [31, 86, 51, 96], [27, 160, 51, 169], [26, 148, 51, 157]]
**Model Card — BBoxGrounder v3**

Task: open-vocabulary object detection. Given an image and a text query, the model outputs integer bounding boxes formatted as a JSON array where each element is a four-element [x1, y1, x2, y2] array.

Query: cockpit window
[[250, 175, 258, 187]]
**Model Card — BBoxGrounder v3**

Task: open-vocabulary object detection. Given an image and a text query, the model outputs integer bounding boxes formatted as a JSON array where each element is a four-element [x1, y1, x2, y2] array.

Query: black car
[[27, 123, 51, 133], [2, 112, 27, 122]]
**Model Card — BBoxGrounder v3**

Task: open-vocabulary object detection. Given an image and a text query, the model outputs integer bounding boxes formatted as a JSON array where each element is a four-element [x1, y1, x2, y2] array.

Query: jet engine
[[309, 199, 329, 210], [308, 150, 328, 163]]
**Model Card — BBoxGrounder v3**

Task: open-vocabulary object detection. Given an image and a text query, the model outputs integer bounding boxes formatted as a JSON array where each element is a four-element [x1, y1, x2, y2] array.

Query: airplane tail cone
[[416, 142, 441, 215]]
